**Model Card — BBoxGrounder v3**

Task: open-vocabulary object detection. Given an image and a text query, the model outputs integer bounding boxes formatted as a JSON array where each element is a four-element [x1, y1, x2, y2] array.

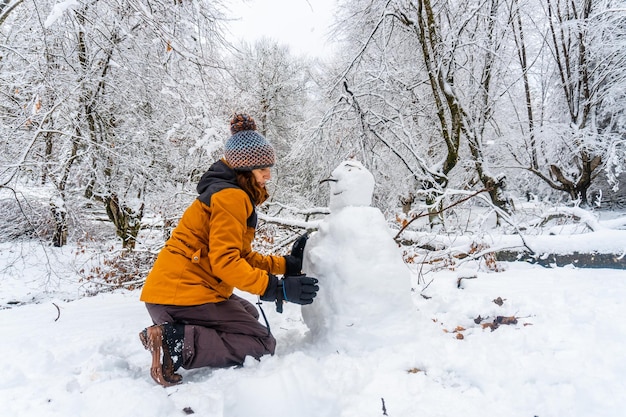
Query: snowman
[[301, 160, 417, 350]]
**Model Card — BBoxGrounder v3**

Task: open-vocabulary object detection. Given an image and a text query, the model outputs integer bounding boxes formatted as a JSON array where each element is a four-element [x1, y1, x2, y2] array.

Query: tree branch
[[394, 187, 491, 240]]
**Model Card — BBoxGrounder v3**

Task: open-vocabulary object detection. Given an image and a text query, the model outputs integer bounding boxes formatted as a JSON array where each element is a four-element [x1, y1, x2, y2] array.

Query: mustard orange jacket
[[140, 160, 286, 305]]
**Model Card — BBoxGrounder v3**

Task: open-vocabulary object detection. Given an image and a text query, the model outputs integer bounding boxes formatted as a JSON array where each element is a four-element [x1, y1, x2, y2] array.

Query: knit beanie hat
[[224, 114, 275, 171]]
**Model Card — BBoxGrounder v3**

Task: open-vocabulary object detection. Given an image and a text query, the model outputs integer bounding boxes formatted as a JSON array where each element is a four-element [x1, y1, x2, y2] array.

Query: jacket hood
[[196, 159, 239, 205]]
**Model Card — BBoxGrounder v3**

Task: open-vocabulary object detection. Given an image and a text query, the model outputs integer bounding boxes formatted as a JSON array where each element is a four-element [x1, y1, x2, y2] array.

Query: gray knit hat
[[224, 114, 275, 171]]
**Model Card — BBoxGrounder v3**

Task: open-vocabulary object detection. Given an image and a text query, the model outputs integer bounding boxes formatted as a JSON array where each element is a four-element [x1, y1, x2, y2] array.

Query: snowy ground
[[1, 239, 625, 417]]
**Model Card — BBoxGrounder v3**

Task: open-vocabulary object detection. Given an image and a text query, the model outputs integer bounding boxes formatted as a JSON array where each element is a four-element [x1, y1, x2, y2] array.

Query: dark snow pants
[[145, 294, 276, 369]]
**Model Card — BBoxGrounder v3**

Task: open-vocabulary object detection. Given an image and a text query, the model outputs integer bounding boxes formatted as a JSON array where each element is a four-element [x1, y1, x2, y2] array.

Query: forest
[[2, 3, 626, 415], [1, 0, 625, 283]]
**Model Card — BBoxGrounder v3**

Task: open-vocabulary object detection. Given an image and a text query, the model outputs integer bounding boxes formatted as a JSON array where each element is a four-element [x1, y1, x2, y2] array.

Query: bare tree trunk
[[399, 0, 511, 221], [395, 0, 463, 227], [510, 0, 538, 169], [51, 131, 80, 247], [466, 0, 512, 220], [105, 194, 144, 250], [50, 198, 67, 247]]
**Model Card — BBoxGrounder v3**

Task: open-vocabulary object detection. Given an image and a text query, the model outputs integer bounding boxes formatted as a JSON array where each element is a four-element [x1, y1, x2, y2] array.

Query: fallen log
[[495, 250, 626, 269]]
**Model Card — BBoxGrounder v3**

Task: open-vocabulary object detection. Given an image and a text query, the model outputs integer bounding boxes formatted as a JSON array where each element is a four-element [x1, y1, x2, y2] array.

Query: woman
[[139, 113, 319, 387]]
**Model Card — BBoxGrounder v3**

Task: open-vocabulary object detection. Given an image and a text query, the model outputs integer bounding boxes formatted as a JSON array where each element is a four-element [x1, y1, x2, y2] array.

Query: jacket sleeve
[[207, 188, 280, 295], [245, 249, 286, 275]]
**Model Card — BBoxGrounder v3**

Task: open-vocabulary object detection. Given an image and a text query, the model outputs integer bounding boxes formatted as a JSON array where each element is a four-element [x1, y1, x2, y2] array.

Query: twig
[[473, 193, 536, 255], [52, 302, 60, 322], [421, 277, 435, 293], [394, 187, 490, 241], [381, 397, 388, 416], [457, 275, 477, 288]]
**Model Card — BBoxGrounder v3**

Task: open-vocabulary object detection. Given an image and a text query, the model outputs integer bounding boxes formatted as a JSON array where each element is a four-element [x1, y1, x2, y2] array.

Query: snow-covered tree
[[314, 0, 517, 227], [504, 0, 626, 206], [222, 38, 320, 203], [301, 0, 624, 224], [0, 0, 230, 247]]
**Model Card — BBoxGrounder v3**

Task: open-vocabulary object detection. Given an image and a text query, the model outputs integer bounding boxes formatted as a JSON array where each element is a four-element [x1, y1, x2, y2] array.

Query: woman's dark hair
[[236, 170, 269, 205]]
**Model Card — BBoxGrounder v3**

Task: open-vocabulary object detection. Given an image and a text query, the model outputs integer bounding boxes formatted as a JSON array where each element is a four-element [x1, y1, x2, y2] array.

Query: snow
[[44, 0, 79, 29], [2, 246, 626, 417], [1, 162, 626, 416]]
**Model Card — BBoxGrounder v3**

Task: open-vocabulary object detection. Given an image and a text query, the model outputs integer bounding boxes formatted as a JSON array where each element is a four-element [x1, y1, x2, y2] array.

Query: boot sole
[[139, 326, 182, 387]]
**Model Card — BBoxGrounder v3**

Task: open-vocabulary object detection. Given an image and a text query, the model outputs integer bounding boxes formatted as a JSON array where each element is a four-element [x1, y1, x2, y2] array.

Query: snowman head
[[322, 160, 375, 210]]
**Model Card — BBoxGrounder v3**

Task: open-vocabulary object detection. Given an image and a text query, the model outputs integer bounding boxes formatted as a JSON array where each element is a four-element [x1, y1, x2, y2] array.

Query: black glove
[[282, 274, 319, 305], [284, 233, 308, 276], [261, 273, 319, 313]]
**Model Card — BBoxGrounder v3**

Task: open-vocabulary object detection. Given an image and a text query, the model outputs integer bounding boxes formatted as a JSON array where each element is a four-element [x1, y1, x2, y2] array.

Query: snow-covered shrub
[[0, 196, 52, 241]]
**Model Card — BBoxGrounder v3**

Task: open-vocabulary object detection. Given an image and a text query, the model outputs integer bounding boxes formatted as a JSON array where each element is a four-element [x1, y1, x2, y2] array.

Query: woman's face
[[251, 167, 272, 188]]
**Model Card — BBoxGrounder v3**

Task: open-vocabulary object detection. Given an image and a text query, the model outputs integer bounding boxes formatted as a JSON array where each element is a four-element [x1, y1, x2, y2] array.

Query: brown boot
[[139, 325, 182, 387]]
